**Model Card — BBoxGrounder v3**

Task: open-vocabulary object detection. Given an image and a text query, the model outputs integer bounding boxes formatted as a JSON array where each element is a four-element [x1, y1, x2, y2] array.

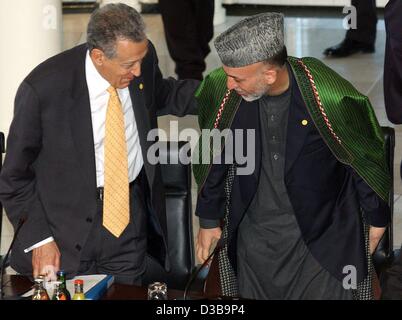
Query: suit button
[[75, 244, 82, 251], [86, 217, 93, 223]]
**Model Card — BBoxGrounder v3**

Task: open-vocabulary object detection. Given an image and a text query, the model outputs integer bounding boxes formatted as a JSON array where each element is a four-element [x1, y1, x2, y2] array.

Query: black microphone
[[0, 216, 26, 300], [183, 237, 224, 300]]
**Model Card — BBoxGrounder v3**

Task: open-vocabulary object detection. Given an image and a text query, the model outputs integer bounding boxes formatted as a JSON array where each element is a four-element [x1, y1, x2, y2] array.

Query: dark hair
[[87, 3, 146, 59], [264, 46, 288, 67]]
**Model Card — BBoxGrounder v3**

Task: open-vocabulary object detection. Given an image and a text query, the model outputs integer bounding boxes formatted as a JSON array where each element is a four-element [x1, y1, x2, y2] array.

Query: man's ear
[[262, 67, 277, 85], [90, 48, 105, 66]]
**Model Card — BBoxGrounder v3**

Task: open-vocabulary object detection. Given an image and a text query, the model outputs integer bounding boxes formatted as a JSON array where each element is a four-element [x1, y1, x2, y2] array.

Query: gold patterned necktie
[[103, 86, 130, 237]]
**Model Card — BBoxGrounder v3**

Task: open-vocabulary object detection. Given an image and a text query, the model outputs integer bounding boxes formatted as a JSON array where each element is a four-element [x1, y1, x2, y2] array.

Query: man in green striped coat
[[193, 13, 390, 299]]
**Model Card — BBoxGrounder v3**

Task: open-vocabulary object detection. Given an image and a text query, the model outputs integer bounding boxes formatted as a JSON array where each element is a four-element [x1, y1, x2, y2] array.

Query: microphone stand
[[0, 217, 26, 300]]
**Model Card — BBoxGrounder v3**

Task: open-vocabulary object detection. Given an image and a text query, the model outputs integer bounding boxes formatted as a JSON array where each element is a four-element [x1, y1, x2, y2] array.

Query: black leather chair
[[142, 141, 195, 290], [373, 126, 395, 275]]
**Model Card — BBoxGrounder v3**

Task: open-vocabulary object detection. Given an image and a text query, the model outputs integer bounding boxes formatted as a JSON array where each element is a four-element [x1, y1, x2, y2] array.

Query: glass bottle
[[57, 270, 71, 300], [72, 279, 86, 300], [31, 276, 50, 300], [52, 281, 68, 300], [147, 282, 168, 300]]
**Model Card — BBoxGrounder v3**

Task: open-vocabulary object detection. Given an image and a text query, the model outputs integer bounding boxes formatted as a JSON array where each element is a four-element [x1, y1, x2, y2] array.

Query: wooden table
[[1, 275, 208, 300], [103, 283, 206, 300], [1, 275, 33, 299]]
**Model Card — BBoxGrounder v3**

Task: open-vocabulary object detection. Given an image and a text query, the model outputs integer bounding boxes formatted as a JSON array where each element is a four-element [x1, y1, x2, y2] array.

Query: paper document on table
[[67, 274, 114, 300]]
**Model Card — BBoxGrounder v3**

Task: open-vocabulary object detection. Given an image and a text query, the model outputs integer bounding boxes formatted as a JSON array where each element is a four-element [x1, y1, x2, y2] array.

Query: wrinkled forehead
[[223, 61, 266, 80], [113, 38, 149, 61]]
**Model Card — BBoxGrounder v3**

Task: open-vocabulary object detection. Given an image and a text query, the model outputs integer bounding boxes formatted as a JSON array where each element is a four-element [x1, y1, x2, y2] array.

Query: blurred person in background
[[380, 0, 402, 300], [159, 0, 214, 80], [324, 0, 377, 57]]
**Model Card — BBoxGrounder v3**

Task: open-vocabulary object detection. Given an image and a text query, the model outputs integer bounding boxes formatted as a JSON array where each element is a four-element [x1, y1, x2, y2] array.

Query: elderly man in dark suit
[[0, 3, 199, 284], [158, 0, 214, 80]]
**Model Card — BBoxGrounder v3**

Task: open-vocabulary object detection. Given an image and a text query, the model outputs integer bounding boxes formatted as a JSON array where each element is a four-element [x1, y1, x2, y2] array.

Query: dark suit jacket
[[384, 0, 402, 124], [0, 42, 199, 276], [196, 73, 390, 283]]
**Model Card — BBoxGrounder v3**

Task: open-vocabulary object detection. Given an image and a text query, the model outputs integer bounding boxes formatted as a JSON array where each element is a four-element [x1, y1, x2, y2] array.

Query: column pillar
[[0, 0, 63, 138], [214, 0, 226, 25], [0, 0, 62, 255]]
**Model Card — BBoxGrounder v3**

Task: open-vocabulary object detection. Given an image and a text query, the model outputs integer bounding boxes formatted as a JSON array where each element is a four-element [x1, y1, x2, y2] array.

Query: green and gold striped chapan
[[192, 57, 391, 202]]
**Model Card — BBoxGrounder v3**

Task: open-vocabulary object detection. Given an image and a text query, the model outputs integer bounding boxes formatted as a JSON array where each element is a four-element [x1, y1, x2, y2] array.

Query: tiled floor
[[1, 9, 401, 255]]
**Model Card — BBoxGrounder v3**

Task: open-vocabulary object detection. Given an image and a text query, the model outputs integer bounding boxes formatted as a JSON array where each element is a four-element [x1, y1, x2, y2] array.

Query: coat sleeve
[[0, 81, 53, 249], [349, 167, 391, 227], [195, 139, 230, 222], [145, 42, 200, 117]]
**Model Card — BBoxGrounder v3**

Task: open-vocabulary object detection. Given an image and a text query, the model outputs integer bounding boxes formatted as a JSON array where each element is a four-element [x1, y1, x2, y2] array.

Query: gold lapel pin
[[139, 83, 144, 90], [301, 119, 308, 126]]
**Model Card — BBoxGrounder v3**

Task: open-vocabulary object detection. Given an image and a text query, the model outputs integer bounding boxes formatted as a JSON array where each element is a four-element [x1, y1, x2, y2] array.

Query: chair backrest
[[142, 141, 195, 290], [373, 126, 395, 273]]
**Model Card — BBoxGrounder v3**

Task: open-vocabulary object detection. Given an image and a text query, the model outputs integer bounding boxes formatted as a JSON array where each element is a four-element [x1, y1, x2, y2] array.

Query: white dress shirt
[[25, 51, 143, 253]]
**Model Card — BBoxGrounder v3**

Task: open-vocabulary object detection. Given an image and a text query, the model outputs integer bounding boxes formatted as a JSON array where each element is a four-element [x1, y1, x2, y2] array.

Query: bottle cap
[[74, 279, 84, 285], [34, 275, 45, 283]]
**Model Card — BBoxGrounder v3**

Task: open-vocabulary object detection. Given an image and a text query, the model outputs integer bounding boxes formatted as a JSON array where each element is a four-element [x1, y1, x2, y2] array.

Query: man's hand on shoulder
[[196, 227, 222, 263], [32, 241, 61, 280]]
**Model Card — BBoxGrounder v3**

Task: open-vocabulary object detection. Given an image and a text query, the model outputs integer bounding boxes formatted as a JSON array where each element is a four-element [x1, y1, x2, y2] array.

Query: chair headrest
[[159, 141, 191, 193]]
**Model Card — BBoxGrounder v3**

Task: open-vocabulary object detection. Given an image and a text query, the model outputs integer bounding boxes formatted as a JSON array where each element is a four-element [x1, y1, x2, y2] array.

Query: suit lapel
[[250, 101, 261, 186], [233, 99, 261, 209], [68, 48, 97, 192], [129, 74, 149, 137], [128, 74, 155, 186], [285, 75, 310, 175]]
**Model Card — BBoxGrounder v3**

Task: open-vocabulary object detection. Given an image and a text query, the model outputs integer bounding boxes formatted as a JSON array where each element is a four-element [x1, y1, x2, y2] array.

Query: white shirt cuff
[[24, 237, 55, 253]]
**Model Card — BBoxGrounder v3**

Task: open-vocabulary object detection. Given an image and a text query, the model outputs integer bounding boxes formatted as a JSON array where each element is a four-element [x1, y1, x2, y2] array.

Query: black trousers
[[77, 171, 148, 285], [159, 0, 214, 80], [346, 0, 377, 45]]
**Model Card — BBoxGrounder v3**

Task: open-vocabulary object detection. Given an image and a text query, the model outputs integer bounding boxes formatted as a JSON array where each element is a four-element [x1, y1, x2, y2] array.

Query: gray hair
[[87, 3, 146, 59]]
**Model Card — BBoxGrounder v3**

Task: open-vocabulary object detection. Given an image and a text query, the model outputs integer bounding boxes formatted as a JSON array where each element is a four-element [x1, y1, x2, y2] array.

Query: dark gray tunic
[[236, 77, 353, 300]]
